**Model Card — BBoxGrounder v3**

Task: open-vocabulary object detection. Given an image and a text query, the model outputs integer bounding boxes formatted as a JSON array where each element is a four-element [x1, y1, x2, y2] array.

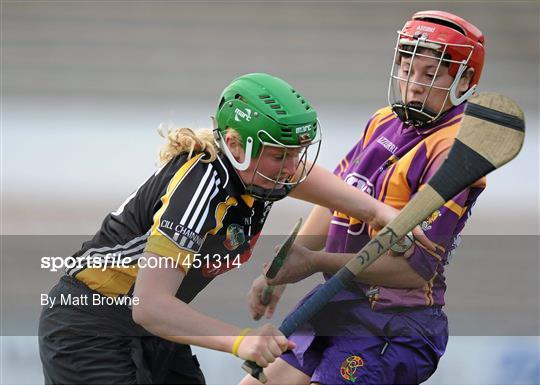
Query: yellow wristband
[[232, 328, 252, 357]]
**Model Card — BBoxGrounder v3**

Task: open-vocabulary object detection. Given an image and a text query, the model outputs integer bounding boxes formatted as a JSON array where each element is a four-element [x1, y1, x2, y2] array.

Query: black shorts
[[38, 275, 205, 384]]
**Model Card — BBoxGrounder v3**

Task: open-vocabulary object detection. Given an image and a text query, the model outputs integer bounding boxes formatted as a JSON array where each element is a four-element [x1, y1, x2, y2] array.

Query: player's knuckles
[[265, 354, 276, 364], [274, 335, 289, 351], [246, 342, 265, 361], [268, 340, 282, 357], [256, 358, 269, 368], [251, 351, 268, 367], [262, 348, 275, 362]]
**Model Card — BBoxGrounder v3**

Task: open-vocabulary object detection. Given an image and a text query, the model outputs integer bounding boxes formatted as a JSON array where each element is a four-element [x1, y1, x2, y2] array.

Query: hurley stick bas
[[254, 218, 303, 321], [242, 92, 525, 383]]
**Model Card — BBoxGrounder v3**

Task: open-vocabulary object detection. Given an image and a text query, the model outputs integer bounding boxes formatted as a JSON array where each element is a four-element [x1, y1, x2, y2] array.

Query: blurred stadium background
[[2, 1, 539, 384]]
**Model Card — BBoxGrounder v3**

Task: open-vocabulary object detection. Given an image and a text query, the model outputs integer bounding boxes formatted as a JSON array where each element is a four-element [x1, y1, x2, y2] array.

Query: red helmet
[[388, 11, 486, 127], [402, 10, 485, 87]]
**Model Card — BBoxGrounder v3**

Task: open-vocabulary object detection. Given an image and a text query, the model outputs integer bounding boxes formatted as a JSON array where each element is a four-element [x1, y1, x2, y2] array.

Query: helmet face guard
[[214, 73, 321, 201], [213, 119, 321, 202], [243, 126, 321, 201], [388, 11, 485, 127]]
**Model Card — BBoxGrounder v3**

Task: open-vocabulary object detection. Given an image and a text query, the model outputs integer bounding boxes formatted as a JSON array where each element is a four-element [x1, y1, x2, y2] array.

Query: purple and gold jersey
[[327, 103, 485, 310]]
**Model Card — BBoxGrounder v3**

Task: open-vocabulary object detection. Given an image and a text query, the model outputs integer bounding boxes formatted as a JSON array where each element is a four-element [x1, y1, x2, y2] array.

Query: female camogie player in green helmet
[[38, 73, 420, 384]]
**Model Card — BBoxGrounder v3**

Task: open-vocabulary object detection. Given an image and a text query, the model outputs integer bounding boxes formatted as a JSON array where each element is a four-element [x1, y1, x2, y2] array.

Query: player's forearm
[[132, 292, 238, 353], [291, 164, 378, 223], [311, 250, 426, 288], [133, 256, 239, 353]]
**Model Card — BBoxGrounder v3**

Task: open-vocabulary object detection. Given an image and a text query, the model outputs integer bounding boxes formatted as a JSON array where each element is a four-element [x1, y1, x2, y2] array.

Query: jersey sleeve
[[333, 142, 360, 178], [144, 154, 224, 270], [405, 147, 486, 280]]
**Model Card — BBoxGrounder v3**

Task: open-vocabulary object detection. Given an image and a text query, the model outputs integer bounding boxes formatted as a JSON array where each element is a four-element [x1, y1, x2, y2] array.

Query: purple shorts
[[280, 286, 448, 384]]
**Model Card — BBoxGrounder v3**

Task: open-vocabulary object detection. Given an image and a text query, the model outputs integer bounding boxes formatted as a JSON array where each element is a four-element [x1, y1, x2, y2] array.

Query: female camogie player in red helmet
[[243, 10, 486, 385]]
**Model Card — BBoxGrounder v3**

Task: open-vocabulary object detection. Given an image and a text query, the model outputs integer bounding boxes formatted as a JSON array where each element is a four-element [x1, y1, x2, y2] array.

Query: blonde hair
[[157, 126, 219, 166]]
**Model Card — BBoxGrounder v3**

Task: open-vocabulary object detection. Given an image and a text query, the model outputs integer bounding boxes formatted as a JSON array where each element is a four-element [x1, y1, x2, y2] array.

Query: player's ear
[[225, 131, 245, 162], [457, 68, 475, 96]]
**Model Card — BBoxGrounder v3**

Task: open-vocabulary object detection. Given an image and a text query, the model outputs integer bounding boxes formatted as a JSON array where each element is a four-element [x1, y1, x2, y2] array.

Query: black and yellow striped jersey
[[67, 152, 273, 303]]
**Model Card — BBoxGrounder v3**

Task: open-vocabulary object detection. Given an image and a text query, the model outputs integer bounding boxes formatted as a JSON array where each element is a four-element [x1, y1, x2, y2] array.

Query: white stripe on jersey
[[85, 242, 148, 260], [331, 219, 367, 235], [180, 164, 214, 226], [347, 226, 366, 236], [216, 156, 230, 187], [66, 231, 150, 275], [120, 252, 146, 264], [70, 241, 148, 275], [195, 177, 221, 234], [187, 171, 219, 229], [330, 220, 350, 227]]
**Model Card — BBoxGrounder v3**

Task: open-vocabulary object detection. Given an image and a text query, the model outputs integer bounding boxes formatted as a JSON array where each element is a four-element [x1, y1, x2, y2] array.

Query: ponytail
[[157, 126, 218, 166]]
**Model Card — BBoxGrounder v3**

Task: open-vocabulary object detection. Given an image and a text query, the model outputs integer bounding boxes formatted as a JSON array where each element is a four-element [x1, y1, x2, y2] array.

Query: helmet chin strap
[[245, 184, 291, 202], [217, 133, 291, 201], [391, 102, 439, 127], [450, 64, 477, 105], [214, 129, 254, 171]]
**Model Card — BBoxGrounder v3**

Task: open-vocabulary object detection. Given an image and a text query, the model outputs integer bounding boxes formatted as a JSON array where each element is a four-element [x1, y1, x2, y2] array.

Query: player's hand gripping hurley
[[242, 219, 303, 382], [253, 218, 303, 321], [241, 92, 525, 383]]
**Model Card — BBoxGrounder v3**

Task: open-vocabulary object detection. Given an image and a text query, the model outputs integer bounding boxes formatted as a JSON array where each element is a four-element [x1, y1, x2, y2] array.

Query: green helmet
[[215, 73, 318, 164], [213, 73, 321, 201]]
